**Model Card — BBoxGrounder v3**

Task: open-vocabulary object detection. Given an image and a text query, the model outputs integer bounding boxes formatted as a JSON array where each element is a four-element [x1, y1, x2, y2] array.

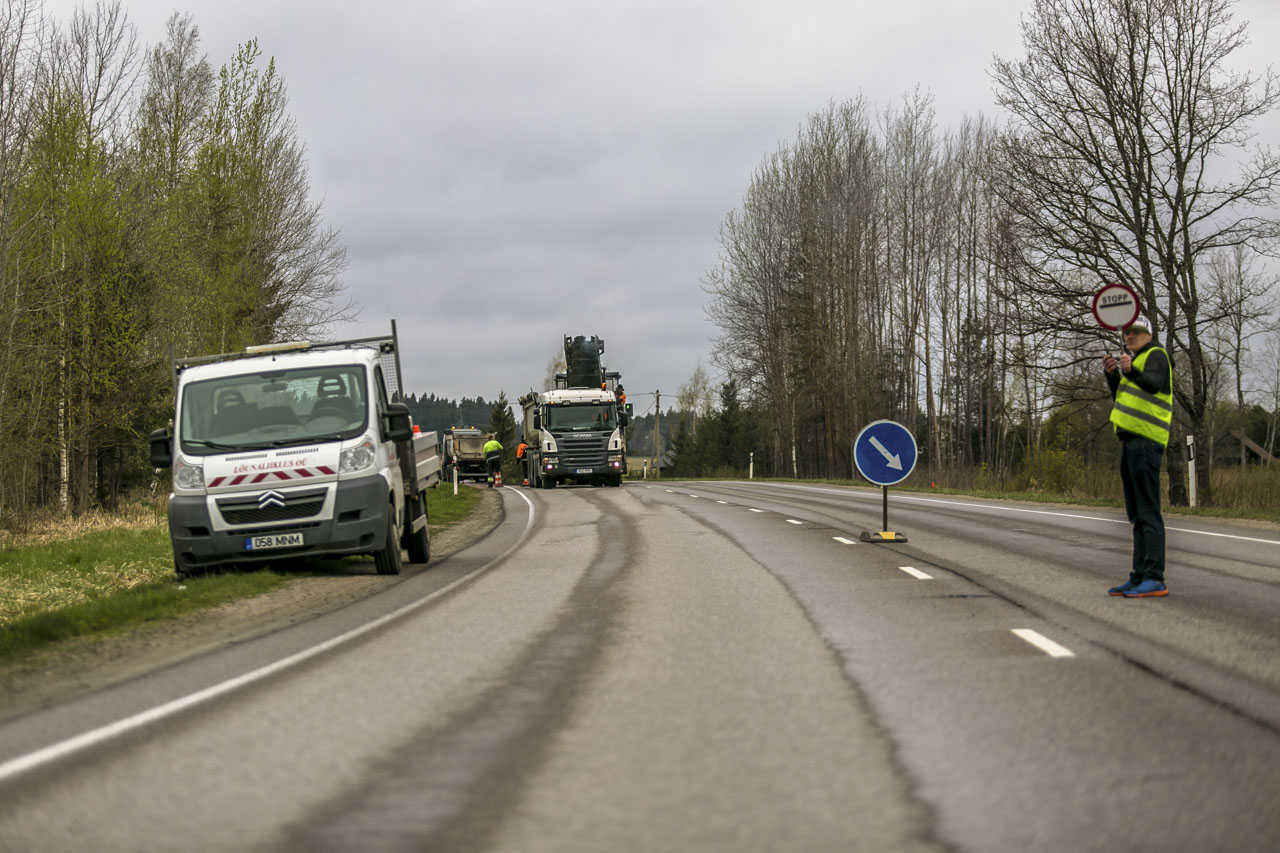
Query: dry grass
[[0, 498, 166, 552], [0, 535, 173, 627]]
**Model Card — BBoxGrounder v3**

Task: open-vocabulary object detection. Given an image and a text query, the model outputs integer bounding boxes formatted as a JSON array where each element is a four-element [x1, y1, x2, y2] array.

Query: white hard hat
[[1125, 314, 1152, 333]]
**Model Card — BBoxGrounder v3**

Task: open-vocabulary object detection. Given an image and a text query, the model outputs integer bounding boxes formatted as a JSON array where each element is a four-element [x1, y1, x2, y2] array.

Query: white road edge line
[[899, 565, 933, 580], [786, 519, 803, 525], [1012, 628, 1076, 658], [833, 536, 856, 545], [751, 482, 1280, 546], [0, 489, 539, 785]]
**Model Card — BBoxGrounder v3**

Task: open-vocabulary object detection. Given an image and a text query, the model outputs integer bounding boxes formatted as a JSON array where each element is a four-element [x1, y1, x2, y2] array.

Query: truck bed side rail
[[412, 430, 442, 490]]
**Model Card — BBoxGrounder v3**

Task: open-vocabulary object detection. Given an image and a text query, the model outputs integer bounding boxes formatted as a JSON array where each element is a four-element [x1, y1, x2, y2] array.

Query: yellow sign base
[[859, 530, 908, 543]]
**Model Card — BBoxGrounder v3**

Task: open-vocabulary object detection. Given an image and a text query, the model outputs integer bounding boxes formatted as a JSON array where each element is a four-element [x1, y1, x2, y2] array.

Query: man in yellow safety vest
[[1102, 313, 1173, 598], [483, 437, 503, 488]]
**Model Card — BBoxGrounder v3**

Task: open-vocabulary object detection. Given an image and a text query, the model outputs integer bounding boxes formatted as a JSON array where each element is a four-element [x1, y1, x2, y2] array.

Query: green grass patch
[[0, 485, 488, 668], [0, 571, 292, 667], [427, 483, 483, 530], [0, 525, 176, 627]]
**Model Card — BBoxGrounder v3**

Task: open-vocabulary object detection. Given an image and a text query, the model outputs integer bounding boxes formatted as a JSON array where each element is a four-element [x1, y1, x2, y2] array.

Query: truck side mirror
[[383, 402, 413, 442], [533, 413, 542, 430], [149, 428, 173, 468], [619, 409, 630, 427]]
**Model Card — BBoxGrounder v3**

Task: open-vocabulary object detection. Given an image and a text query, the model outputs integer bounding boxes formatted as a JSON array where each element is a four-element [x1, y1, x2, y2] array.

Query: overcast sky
[[46, 0, 1280, 414]]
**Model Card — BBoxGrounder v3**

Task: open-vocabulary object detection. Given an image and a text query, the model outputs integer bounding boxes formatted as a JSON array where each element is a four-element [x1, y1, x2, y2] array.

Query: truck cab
[[525, 387, 627, 487]]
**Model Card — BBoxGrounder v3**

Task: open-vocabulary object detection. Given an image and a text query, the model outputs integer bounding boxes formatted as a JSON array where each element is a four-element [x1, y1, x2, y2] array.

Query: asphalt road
[[1, 480, 1277, 852]]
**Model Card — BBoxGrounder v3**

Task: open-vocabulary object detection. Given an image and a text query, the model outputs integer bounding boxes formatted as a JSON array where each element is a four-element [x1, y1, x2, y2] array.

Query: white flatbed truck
[[149, 324, 440, 578]]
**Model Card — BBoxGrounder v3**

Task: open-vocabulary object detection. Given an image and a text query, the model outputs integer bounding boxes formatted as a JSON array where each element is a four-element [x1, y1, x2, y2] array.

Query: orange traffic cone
[[495, 471, 503, 487]]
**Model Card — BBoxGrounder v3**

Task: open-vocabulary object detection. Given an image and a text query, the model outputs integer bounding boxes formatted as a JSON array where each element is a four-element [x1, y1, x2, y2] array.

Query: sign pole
[[853, 419, 917, 544], [1187, 434, 1197, 508]]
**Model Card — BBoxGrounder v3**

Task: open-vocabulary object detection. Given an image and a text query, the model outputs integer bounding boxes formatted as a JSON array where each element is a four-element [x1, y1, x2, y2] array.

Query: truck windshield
[[179, 367, 368, 454], [545, 403, 616, 431]]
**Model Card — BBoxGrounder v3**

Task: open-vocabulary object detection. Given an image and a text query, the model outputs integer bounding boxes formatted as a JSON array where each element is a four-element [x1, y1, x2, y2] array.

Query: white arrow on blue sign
[[853, 419, 918, 487]]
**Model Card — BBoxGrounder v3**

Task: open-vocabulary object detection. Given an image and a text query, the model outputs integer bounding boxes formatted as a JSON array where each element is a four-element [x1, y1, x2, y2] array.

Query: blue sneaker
[[1123, 579, 1168, 598], [1108, 579, 1138, 596]]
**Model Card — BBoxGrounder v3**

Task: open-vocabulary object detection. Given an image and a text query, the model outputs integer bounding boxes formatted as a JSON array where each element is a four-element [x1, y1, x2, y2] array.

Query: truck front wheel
[[374, 507, 403, 575]]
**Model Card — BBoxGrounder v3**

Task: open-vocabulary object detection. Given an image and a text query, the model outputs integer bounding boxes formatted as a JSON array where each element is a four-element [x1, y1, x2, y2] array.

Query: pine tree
[[488, 391, 517, 480]]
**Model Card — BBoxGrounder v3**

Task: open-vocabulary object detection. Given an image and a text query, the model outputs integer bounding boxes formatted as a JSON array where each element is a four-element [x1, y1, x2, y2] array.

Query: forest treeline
[[700, 0, 1280, 506], [4, 0, 1279, 526], [403, 394, 495, 437], [0, 3, 350, 520]]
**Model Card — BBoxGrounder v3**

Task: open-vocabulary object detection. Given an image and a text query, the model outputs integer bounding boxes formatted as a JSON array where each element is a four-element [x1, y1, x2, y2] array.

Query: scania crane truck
[[519, 335, 630, 488]]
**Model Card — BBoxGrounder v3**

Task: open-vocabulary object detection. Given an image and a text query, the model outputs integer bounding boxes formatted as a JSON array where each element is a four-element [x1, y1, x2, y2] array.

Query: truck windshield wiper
[[185, 439, 242, 450], [270, 435, 342, 447]]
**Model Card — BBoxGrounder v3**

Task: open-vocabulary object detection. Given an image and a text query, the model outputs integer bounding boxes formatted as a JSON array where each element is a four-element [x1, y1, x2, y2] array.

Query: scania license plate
[[245, 533, 303, 551], [575, 468, 593, 474]]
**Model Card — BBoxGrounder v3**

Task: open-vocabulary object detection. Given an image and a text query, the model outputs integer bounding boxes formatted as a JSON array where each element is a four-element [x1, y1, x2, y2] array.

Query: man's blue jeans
[[1120, 436, 1166, 582]]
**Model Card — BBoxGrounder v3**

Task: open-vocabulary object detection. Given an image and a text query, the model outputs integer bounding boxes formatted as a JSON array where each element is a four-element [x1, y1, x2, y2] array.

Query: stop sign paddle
[[1092, 282, 1141, 330]]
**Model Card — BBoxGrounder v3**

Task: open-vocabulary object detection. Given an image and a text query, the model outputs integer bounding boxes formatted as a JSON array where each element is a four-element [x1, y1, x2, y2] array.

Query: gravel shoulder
[[0, 488, 504, 723]]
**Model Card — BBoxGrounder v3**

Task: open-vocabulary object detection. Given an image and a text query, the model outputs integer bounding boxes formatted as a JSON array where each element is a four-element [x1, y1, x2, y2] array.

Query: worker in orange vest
[[516, 438, 530, 486]]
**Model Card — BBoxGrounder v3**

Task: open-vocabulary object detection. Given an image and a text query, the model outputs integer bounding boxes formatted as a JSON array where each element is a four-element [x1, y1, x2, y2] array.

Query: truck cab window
[[546, 404, 615, 432], [180, 366, 368, 454]]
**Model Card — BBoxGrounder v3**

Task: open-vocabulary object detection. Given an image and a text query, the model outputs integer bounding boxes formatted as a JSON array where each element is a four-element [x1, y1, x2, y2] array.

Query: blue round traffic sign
[[853, 420, 918, 486]]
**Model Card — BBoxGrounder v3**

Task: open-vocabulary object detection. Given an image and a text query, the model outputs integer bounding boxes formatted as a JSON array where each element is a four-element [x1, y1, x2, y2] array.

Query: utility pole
[[653, 390, 660, 478]]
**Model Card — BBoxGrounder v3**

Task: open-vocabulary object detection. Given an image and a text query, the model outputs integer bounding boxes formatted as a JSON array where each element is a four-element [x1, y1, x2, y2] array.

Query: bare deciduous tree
[[1205, 245, 1276, 464], [990, 0, 1280, 504]]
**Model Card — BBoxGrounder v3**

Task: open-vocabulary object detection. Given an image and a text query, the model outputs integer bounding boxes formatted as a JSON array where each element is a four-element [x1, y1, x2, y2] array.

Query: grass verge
[[0, 485, 485, 667]]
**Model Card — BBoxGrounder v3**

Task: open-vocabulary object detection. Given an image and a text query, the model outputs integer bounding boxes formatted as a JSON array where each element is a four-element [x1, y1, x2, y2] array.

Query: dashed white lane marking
[[715, 500, 728, 504], [899, 566, 933, 580], [1012, 629, 1076, 658], [833, 536, 856, 545], [665, 489, 674, 493], [688, 494, 699, 498], [748, 508, 765, 513], [786, 519, 803, 525]]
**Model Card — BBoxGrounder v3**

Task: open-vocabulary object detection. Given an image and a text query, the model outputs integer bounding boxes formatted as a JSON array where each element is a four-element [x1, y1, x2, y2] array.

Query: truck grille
[[556, 434, 608, 468], [217, 488, 327, 526]]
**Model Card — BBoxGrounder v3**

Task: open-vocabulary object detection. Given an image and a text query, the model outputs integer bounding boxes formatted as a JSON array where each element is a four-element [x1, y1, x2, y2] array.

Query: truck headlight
[[174, 457, 204, 490], [340, 439, 376, 473]]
